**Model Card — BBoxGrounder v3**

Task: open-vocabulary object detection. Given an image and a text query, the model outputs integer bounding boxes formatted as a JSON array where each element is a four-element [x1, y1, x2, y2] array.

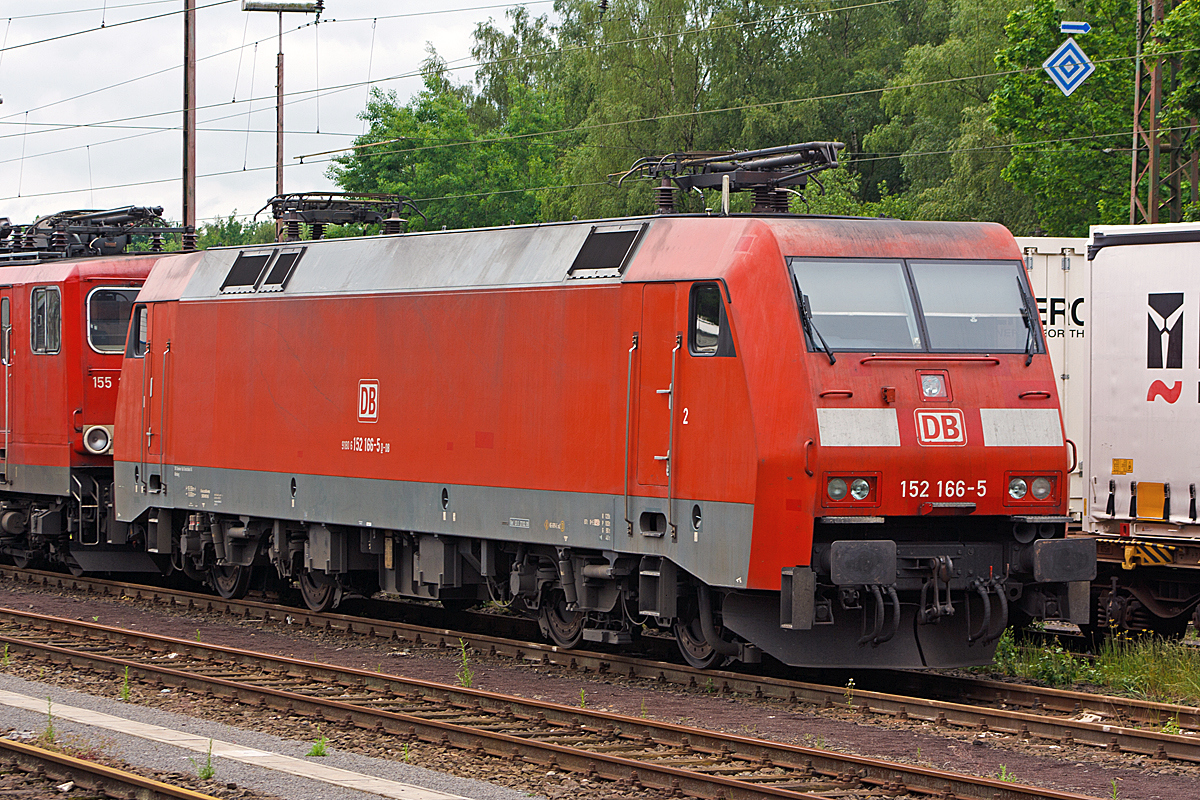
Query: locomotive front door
[[0, 287, 11, 482], [140, 305, 170, 493], [635, 283, 680, 488]]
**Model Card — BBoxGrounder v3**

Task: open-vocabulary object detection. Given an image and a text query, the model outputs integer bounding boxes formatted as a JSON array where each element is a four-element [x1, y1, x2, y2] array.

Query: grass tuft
[[986, 628, 1200, 704]]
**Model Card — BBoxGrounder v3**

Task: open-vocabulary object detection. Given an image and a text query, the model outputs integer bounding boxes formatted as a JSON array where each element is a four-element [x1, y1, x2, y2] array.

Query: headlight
[[850, 478, 870, 500], [827, 478, 848, 501], [920, 374, 946, 398], [1031, 477, 1052, 500], [83, 425, 112, 455], [1008, 478, 1028, 499]]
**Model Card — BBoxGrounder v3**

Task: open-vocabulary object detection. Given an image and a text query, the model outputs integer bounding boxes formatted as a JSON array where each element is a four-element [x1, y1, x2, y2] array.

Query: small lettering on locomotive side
[[509, 517, 530, 528]]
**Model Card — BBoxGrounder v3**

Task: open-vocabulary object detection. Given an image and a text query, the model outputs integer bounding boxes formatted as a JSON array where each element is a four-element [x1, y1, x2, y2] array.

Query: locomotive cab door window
[[30, 286, 61, 354], [688, 283, 735, 357]]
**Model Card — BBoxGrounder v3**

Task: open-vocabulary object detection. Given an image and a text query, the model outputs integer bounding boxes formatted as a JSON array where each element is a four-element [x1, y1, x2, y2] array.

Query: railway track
[[0, 735, 221, 800], [4, 567, 1200, 768], [0, 604, 1103, 800]]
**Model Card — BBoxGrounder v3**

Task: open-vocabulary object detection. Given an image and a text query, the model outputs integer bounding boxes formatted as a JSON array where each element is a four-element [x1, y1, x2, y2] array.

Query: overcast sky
[[0, 0, 550, 228]]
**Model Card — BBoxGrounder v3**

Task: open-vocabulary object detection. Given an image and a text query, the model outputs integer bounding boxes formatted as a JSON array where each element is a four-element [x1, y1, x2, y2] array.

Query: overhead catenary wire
[[0, 0, 238, 55], [0, 1, 180, 22], [0, 0, 907, 139], [0, 0, 1188, 215]]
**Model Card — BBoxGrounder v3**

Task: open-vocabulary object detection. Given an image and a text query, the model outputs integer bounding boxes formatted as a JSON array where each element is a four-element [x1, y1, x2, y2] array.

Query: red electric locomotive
[[0, 208, 187, 573], [102, 146, 1093, 669]]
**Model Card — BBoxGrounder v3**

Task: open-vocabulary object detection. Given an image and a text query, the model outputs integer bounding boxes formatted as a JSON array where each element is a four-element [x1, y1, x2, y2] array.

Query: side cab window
[[31, 286, 61, 354], [126, 305, 149, 358], [688, 282, 735, 357]]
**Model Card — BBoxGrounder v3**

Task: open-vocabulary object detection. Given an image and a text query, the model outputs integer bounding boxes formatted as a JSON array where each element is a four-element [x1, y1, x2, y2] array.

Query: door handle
[[804, 438, 815, 477]]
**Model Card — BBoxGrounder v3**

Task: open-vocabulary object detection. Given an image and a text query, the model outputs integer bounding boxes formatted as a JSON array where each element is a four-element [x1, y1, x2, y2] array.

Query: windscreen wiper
[[1018, 275, 1037, 367], [795, 278, 836, 365]]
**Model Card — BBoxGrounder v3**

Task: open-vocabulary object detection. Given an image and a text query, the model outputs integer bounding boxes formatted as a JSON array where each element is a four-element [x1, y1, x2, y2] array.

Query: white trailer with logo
[[1082, 223, 1200, 636], [1015, 237, 1089, 519]]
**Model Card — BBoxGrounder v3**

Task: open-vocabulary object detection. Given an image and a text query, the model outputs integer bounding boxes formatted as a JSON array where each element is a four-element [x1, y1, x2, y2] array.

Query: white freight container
[[1085, 223, 1200, 537], [1015, 237, 1089, 519]]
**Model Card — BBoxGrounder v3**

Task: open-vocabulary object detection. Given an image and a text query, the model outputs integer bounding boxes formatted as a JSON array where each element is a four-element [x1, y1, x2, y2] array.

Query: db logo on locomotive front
[[358, 380, 379, 423], [914, 409, 966, 446]]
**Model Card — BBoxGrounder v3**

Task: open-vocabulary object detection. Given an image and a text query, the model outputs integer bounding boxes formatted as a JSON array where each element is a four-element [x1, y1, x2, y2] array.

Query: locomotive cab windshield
[[792, 258, 1040, 354]]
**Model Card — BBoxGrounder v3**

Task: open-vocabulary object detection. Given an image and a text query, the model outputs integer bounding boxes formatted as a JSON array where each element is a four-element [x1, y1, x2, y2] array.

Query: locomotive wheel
[[299, 571, 338, 612], [211, 565, 252, 600], [673, 616, 722, 669], [538, 590, 584, 649], [11, 552, 30, 569]]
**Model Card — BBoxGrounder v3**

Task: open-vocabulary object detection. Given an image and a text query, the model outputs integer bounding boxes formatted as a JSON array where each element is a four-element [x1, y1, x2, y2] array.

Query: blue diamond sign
[[1043, 37, 1095, 96]]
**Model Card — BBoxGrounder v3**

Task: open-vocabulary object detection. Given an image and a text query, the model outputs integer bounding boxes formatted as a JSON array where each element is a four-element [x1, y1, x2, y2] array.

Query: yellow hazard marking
[[1117, 542, 1176, 570], [1112, 458, 1134, 475]]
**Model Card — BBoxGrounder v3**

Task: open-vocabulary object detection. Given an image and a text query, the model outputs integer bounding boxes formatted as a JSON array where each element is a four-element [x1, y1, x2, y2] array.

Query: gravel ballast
[[0, 671, 545, 800]]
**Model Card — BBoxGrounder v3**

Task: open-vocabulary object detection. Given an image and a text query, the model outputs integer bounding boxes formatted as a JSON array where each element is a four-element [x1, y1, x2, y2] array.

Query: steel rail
[[0, 607, 1100, 800], [0, 736, 221, 800], [5, 567, 1200, 762]]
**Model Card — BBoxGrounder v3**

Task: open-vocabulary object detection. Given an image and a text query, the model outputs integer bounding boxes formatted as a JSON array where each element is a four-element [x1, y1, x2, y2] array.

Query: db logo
[[358, 380, 379, 423], [915, 409, 966, 446]]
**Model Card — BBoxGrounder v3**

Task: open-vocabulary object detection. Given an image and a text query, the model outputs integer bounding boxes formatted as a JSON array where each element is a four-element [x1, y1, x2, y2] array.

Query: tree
[[329, 49, 564, 231], [196, 212, 274, 249], [1148, 0, 1200, 219], [991, 0, 1137, 235]]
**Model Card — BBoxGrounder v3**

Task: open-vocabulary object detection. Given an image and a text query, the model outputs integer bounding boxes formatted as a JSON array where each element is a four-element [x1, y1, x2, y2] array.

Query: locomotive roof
[[0, 251, 160, 286], [137, 215, 1021, 303]]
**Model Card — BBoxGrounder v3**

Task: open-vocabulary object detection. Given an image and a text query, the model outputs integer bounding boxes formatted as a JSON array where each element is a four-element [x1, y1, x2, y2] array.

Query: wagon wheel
[[673, 615, 722, 669], [298, 571, 338, 612], [538, 590, 584, 649], [11, 552, 30, 569], [210, 565, 252, 600]]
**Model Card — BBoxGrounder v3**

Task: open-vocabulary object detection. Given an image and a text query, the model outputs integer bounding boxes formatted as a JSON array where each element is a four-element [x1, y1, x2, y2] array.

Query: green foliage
[[330, 46, 563, 232], [1148, 0, 1200, 221], [989, 629, 1096, 686], [307, 729, 329, 757], [39, 698, 55, 746], [988, 628, 1094, 686], [190, 739, 216, 780], [998, 765, 1018, 782], [1149, 0, 1200, 132], [991, 0, 1136, 235], [120, 665, 131, 703], [196, 212, 275, 249], [1092, 633, 1200, 703], [579, 688, 587, 708], [455, 638, 474, 688]]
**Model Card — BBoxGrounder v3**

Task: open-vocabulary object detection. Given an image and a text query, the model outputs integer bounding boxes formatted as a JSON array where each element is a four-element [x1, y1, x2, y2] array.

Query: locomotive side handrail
[[858, 355, 1001, 365]]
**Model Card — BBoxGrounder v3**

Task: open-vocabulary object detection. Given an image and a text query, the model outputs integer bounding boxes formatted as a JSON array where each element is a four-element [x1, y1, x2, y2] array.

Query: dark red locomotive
[[2, 149, 1095, 669], [105, 148, 1091, 669], [0, 208, 186, 574]]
